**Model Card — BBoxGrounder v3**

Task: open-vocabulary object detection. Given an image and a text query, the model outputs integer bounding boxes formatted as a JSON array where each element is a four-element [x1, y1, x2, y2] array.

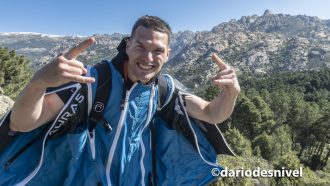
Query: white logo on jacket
[[49, 92, 85, 135]]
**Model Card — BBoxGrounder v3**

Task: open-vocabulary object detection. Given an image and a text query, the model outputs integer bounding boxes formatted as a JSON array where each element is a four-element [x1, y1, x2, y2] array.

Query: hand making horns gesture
[[31, 37, 96, 88], [210, 53, 240, 95]]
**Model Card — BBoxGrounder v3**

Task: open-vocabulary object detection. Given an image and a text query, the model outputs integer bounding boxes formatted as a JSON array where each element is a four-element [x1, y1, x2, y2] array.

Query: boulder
[[0, 95, 14, 118]]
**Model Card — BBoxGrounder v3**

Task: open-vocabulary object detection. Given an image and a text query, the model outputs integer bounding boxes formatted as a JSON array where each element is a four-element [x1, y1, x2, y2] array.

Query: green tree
[[296, 103, 321, 159], [251, 95, 275, 135], [231, 94, 262, 139], [269, 90, 290, 128], [307, 111, 330, 170], [272, 125, 293, 158], [224, 128, 252, 157], [0, 47, 32, 99], [260, 89, 272, 106], [287, 91, 306, 150], [252, 132, 275, 161]]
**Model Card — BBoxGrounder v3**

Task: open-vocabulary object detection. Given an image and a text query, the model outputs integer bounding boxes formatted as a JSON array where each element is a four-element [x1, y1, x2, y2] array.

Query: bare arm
[[10, 38, 96, 132], [185, 54, 240, 124], [10, 80, 64, 132]]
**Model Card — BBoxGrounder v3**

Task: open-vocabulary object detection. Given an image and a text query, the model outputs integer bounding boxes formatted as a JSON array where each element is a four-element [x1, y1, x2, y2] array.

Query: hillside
[[1, 10, 329, 91]]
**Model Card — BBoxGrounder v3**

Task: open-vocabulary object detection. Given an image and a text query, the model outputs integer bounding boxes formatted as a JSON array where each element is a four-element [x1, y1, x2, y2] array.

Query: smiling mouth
[[137, 62, 155, 70]]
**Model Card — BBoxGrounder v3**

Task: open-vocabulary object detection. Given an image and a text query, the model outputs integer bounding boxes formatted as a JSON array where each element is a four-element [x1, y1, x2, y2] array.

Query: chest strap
[[89, 61, 112, 133]]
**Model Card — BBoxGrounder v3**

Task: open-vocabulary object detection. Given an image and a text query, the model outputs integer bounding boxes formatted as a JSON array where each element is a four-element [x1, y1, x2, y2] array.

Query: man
[[7, 15, 240, 185]]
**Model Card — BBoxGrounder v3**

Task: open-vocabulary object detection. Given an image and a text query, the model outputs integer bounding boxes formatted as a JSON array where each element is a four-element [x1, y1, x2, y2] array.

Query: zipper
[[88, 130, 96, 160], [86, 65, 93, 116], [15, 83, 82, 185], [4, 128, 45, 171], [139, 84, 155, 186], [106, 83, 138, 186], [86, 65, 96, 160]]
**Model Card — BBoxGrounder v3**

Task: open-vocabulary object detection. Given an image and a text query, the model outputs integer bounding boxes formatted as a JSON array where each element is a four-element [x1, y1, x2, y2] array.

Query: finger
[[218, 73, 236, 80], [212, 79, 234, 86], [210, 69, 231, 80], [64, 37, 95, 60], [66, 59, 88, 74], [64, 66, 85, 76], [212, 53, 229, 70], [210, 69, 236, 79], [56, 56, 87, 74], [217, 69, 235, 76], [210, 73, 236, 81], [63, 72, 95, 84]]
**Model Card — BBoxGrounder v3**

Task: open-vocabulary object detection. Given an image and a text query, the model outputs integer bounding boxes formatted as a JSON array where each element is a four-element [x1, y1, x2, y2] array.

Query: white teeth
[[138, 63, 153, 70]]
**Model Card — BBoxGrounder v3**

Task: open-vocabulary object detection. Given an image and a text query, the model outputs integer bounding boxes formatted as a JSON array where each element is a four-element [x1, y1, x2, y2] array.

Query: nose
[[143, 51, 153, 62]]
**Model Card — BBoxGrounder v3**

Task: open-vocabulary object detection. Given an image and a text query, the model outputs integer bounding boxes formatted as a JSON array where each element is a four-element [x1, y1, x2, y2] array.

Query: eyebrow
[[135, 40, 166, 51]]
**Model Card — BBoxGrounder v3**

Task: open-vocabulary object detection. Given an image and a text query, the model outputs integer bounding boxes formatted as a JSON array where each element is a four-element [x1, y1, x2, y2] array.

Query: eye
[[135, 44, 144, 50], [155, 49, 165, 54]]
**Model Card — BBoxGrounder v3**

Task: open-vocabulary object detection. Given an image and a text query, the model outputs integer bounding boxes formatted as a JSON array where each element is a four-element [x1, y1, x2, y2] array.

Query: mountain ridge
[[1, 10, 330, 89]]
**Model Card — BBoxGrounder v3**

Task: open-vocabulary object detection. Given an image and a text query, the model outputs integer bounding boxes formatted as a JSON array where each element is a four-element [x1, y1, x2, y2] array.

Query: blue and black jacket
[[0, 42, 235, 186]]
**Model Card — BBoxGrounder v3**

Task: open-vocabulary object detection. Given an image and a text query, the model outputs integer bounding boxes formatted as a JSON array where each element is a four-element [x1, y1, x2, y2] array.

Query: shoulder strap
[[88, 61, 112, 132], [157, 74, 175, 111], [157, 74, 168, 109]]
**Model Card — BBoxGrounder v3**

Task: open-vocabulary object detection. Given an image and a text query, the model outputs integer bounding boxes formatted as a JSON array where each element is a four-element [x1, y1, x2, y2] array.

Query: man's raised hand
[[210, 53, 240, 95], [31, 37, 96, 88]]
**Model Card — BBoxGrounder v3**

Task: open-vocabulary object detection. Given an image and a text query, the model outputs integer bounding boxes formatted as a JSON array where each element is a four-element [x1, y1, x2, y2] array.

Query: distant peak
[[0, 32, 86, 38], [263, 9, 272, 16]]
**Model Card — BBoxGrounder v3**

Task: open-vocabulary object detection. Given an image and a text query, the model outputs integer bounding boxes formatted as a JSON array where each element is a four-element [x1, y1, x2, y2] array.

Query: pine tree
[[224, 128, 252, 157], [0, 47, 32, 99]]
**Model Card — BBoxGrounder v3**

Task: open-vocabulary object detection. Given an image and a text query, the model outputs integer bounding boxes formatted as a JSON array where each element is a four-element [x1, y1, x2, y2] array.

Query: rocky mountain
[[0, 31, 194, 70], [1, 10, 330, 90], [164, 10, 330, 89], [0, 32, 125, 70]]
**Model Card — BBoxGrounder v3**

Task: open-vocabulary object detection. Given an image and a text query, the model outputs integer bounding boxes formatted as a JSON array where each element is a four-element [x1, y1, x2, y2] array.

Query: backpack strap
[[157, 74, 175, 111], [88, 61, 112, 132]]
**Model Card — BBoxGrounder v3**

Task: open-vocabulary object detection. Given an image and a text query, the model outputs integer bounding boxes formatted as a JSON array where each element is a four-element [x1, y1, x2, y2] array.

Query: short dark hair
[[131, 15, 172, 45]]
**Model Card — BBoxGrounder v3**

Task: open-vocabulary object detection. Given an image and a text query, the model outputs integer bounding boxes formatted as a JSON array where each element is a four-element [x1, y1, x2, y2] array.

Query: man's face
[[126, 26, 170, 83]]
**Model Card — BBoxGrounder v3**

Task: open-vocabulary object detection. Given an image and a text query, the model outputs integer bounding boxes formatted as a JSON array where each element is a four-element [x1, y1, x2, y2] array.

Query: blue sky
[[0, 0, 329, 36]]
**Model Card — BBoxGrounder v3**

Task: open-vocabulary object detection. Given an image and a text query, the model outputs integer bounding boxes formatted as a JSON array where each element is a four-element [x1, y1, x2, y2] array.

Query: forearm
[[206, 90, 238, 124], [9, 37, 95, 132], [186, 53, 240, 124], [10, 79, 47, 132]]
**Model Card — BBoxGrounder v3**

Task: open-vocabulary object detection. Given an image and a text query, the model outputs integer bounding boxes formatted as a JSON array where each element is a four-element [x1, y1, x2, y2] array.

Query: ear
[[167, 48, 171, 56], [165, 48, 171, 62], [126, 38, 130, 48]]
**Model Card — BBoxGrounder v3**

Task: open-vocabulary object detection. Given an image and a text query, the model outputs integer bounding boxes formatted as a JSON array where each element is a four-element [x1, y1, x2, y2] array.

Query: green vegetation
[[199, 69, 330, 185], [0, 47, 32, 99]]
